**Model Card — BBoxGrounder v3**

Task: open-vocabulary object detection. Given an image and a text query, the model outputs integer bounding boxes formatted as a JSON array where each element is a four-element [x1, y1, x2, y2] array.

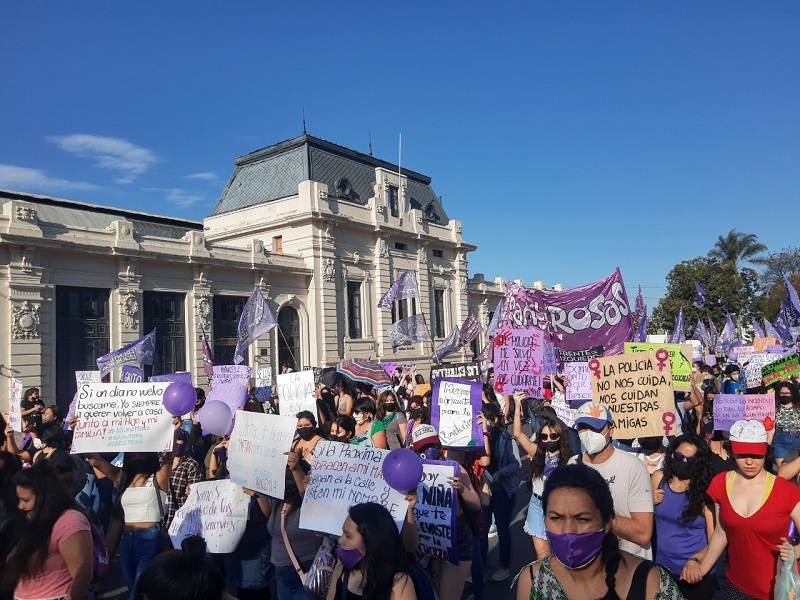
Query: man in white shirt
[[568, 401, 654, 559]]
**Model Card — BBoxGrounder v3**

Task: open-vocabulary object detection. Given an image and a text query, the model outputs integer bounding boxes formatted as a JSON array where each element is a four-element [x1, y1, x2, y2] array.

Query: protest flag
[[96, 329, 156, 377], [719, 313, 736, 353], [634, 306, 648, 342], [486, 299, 504, 338], [708, 317, 719, 351], [458, 312, 482, 346], [764, 318, 781, 341], [432, 327, 461, 364], [377, 271, 419, 309], [668, 306, 685, 344], [785, 277, 800, 324], [635, 285, 645, 319], [773, 300, 794, 344], [474, 341, 493, 362], [199, 325, 215, 378], [693, 319, 711, 349], [692, 281, 707, 309], [388, 315, 431, 348], [752, 318, 765, 339], [234, 287, 277, 365]]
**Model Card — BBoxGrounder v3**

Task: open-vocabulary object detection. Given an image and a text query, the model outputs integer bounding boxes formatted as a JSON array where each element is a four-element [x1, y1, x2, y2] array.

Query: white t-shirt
[[569, 448, 654, 559]]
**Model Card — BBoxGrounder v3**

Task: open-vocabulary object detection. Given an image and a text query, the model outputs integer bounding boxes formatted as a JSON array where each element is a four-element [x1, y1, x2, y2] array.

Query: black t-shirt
[[20, 398, 44, 425]]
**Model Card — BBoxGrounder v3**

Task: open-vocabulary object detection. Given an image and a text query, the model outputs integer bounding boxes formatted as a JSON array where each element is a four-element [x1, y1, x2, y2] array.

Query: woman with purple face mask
[[514, 464, 681, 600]]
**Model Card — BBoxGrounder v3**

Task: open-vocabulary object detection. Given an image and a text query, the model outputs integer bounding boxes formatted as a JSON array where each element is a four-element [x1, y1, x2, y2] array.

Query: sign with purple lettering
[[503, 269, 634, 357], [492, 325, 544, 398], [431, 378, 483, 449], [564, 362, 592, 406], [712, 394, 775, 433], [414, 460, 459, 565], [212, 365, 252, 387], [543, 343, 558, 375]]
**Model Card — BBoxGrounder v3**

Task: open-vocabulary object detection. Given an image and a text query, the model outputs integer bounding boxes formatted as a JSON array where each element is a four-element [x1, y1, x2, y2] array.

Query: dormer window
[[388, 185, 399, 217], [334, 177, 352, 199]]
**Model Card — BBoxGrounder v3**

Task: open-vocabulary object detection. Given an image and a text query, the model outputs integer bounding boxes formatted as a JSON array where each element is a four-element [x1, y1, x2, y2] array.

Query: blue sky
[[1, 2, 798, 308]]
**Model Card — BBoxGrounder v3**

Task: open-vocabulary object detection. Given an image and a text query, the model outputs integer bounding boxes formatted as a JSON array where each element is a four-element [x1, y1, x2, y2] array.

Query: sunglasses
[[539, 433, 561, 441], [673, 452, 696, 464]]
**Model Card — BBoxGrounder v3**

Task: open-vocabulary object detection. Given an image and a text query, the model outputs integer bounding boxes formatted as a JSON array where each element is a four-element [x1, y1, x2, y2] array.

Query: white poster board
[[71, 382, 174, 453], [415, 461, 458, 564], [8, 378, 23, 433], [564, 362, 592, 405], [212, 365, 252, 387], [228, 411, 297, 499], [277, 370, 317, 417], [435, 380, 476, 448], [75, 371, 102, 388], [255, 367, 273, 403]]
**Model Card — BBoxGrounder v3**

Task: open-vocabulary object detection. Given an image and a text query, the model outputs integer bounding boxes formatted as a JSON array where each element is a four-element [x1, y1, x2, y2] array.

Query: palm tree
[[708, 229, 766, 275]]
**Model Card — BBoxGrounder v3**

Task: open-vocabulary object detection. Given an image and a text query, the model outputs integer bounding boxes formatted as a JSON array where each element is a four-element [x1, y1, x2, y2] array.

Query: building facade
[[1, 134, 499, 413]]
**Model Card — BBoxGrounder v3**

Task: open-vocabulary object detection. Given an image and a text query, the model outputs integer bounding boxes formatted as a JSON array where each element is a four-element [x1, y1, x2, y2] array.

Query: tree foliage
[[758, 246, 800, 293], [760, 273, 800, 321], [708, 229, 766, 275]]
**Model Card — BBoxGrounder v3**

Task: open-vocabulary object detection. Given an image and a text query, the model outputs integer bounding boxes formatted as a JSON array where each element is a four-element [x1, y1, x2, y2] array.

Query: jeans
[[120, 525, 163, 600], [470, 535, 485, 600], [481, 487, 514, 569], [274, 559, 314, 600]]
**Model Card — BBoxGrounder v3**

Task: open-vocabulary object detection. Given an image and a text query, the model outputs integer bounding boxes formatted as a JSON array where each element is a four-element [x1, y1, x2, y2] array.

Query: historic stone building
[[1, 134, 510, 413]]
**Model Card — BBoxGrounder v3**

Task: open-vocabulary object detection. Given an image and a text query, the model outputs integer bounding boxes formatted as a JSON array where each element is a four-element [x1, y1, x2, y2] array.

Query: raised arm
[[512, 391, 536, 457]]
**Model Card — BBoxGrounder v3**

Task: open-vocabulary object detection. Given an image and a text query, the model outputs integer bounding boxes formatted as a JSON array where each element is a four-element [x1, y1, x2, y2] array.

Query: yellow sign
[[625, 342, 693, 390]]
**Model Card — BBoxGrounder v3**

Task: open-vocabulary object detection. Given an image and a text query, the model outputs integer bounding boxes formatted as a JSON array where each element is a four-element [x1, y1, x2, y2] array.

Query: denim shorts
[[523, 494, 547, 540], [773, 429, 800, 459]]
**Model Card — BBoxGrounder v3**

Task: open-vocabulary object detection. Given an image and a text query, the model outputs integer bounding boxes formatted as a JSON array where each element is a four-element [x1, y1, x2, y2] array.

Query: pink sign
[[493, 325, 544, 398]]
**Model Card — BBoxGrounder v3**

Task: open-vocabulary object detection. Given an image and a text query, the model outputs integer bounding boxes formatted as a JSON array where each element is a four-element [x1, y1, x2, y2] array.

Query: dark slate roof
[[210, 134, 449, 224]]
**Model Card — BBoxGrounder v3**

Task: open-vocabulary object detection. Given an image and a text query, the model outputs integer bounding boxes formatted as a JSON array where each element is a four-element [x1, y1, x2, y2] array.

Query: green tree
[[758, 246, 800, 293], [760, 273, 800, 321], [708, 229, 767, 275]]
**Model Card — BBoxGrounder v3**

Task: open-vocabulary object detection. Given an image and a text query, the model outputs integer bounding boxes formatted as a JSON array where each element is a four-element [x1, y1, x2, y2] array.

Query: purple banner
[[378, 270, 419, 309], [503, 268, 634, 357], [121, 365, 144, 383], [431, 378, 484, 449], [458, 312, 482, 346], [149, 372, 192, 384], [234, 287, 277, 365], [96, 329, 156, 376], [432, 327, 461, 364], [388, 314, 431, 347]]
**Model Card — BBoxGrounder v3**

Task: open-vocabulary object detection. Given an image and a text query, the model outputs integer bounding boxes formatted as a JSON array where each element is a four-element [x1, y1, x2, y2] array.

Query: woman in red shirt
[[688, 419, 800, 600]]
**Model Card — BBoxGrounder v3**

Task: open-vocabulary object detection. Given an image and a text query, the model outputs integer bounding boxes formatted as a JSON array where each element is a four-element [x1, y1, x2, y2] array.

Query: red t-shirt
[[708, 471, 800, 600]]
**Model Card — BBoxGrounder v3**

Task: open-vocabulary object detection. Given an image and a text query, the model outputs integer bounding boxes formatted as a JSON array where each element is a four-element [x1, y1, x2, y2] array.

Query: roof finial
[[302, 107, 307, 134], [368, 129, 373, 156]]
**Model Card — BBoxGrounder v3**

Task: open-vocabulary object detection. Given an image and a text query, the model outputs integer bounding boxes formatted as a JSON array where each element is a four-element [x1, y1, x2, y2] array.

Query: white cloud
[[185, 172, 218, 181], [0, 165, 99, 193], [48, 134, 157, 184], [165, 188, 204, 209]]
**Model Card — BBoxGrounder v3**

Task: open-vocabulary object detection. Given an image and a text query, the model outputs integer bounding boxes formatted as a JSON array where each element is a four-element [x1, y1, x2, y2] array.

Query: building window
[[143, 292, 186, 377], [470, 337, 479, 359], [213, 295, 248, 366], [273, 236, 283, 253], [434, 289, 446, 338], [347, 282, 362, 339], [277, 306, 300, 371], [56, 287, 110, 408], [388, 185, 399, 217], [432, 249, 444, 258], [394, 242, 408, 251]]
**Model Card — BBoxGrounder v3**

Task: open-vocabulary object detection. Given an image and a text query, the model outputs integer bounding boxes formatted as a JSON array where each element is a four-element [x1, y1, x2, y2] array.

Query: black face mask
[[639, 440, 663, 454], [297, 427, 315, 441], [384, 403, 397, 413], [330, 435, 350, 444], [780, 396, 794, 405], [671, 459, 694, 480], [409, 408, 422, 420], [542, 440, 561, 453]]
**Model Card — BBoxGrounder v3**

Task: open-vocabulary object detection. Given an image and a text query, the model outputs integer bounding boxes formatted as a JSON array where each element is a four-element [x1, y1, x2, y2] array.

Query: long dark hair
[[348, 502, 411, 600], [112, 452, 163, 520], [542, 464, 621, 600], [135, 536, 225, 600], [661, 433, 713, 523], [530, 419, 573, 479], [773, 381, 800, 411], [1, 463, 81, 591]]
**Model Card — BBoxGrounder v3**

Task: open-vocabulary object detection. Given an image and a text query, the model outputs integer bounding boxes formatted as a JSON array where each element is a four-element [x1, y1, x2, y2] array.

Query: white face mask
[[354, 413, 366, 425], [32, 438, 45, 450], [579, 429, 608, 455]]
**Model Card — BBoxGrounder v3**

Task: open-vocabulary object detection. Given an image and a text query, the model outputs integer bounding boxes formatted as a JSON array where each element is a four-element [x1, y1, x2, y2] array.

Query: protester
[[633, 436, 667, 475], [165, 425, 204, 527], [721, 364, 742, 395], [335, 380, 355, 415], [20, 387, 44, 431], [0, 450, 22, 530], [514, 463, 682, 600], [135, 536, 226, 600], [0, 462, 93, 600], [404, 395, 429, 443], [413, 374, 431, 399], [228, 489, 273, 600], [316, 386, 338, 437], [293, 411, 324, 463], [568, 402, 654, 559], [208, 436, 230, 479], [772, 380, 800, 465], [692, 419, 800, 599], [651, 433, 716, 599], [326, 502, 415, 600], [328, 414, 357, 444], [376, 389, 408, 450], [351, 398, 388, 448]]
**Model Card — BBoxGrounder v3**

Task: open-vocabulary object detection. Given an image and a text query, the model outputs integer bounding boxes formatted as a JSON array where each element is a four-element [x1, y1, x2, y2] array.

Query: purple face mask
[[546, 529, 605, 569], [336, 543, 365, 569]]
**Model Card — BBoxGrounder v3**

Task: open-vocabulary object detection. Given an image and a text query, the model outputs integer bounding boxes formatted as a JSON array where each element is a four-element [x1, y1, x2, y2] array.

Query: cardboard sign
[[207, 381, 248, 413], [564, 362, 592, 406], [415, 461, 459, 564], [255, 367, 273, 403], [168, 480, 250, 553], [212, 365, 252, 387], [754, 337, 778, 352], [712, 394, 775, 432], [550, 392, 578, 428], [742, 353, 781, 388], [75, 371, 102, 388], [625, 343, 693, 390], [588, 351, 676, 438], [300, 441, 409, 536], [493, 325, 544, 397], [121, 366, 144, 383], [71, 382, 173, 453], [557, 346, 604, 363], [735, 346, 756, 361], [228, 411, 297, 499], [543, 343, 559, 375], [762, 354, 800, 387], [430, 362, 482, 384], [276, 370, 317, 417], [150, 372, 192, 384], [431, 378, 483, 449], [8, 378, 23, 433]]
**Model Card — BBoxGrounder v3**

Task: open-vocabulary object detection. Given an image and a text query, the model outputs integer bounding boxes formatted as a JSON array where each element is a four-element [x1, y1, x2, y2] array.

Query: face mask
[[780, 395, 793, 405], [330, 435, 350, 444], [32, 438, 45, 450], [409, 408, 422, 420], [542, 440, 561, 453], [337, 543, 365, 569], [579, 430, 608, 455], [670, 459, 694, 480], [297, 427, 315, 441], [383, 403, 397, 413], [638, 440, 662, 454], [354, 413, 366, 425], [547, 529, 606, 569]]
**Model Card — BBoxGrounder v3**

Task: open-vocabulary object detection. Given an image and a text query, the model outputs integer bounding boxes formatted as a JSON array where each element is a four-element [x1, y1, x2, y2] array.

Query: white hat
[[729, 419, 768, 455]]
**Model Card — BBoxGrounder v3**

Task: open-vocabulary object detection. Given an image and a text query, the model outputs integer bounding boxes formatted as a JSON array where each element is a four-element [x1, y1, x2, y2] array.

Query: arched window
[[277, 306, 301, 371]]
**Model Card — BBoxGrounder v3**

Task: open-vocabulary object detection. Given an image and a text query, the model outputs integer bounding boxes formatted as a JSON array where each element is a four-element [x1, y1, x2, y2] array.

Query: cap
[[411, 424, 440, 452], [729, 419, 767, 455], [573, 402, 614, 430]]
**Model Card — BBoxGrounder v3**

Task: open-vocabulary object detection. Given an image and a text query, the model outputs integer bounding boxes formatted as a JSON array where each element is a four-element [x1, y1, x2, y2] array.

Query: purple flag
[[708, 318, 719, 351], [503, 268, 634, 357], [459, 312, 483, 346], [719, 313, 736, 353], [635, 285, 645, 319], [784, 277, 800, 328], [692, 319, 711, 348], [432, 327, 461, 364], [120, 365, 144, 383], [635, 306, 648, 342], [96, 329, 156, 377], [377, 271, 419, 309], [486, 299, 504, 338], [669, 306, 685, 344], [693, 281, 707, 309], [474, 341, 493, 363], [388, 315, 431, 348], [773, 299, 793, 343], [765, 318, 781, 340], [234, 287, 277, 365], [200, 325, 214, 378], [752, 318, 765, 339]]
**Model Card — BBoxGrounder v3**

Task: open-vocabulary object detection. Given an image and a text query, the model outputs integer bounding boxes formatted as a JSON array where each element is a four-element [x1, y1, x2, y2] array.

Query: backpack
[[409, 564, 439, 600]]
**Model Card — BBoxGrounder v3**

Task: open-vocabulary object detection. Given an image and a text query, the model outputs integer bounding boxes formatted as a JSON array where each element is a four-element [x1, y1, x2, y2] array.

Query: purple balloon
[[382, 448, 424, 493], [197, 401, 233, 436], [162, 381, 197, 417]]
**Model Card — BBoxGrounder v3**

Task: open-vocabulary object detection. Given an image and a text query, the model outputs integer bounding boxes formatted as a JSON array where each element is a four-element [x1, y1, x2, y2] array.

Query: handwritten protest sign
[[493, 325, 544, 397], [742, 353, 781, 388], [212, 365, 252, 387], [543, 343, 558, 375], [228, 411, 296, 499], [302, 366, 324, 386], [431, 379, 483, 448], [735, 346, 756, 361], [550, 392, 578, 428], [415, 460, 459, 564], [754, 337, 778, 353], [430, 363, 482, 384], [8, 378, 23, 433], [712, 394, 775, 432], [589, 350, 676, 439], [150, 372, 192, 384], [168, 480, 250, 553], [761, 353, 800, 387], [208, 382, 248, 413], [75, 371, 102, 388], [71, 382, 173, 453], [704, 355, 717, 366], [380, 362, 399, 377], [625, 343, 693, 390], [255, 367, 273, 403], [276, 370, 317, 417], [564, 362, 592, 406], [121, 366, 144, 383], [300, 441, 409, 536]]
